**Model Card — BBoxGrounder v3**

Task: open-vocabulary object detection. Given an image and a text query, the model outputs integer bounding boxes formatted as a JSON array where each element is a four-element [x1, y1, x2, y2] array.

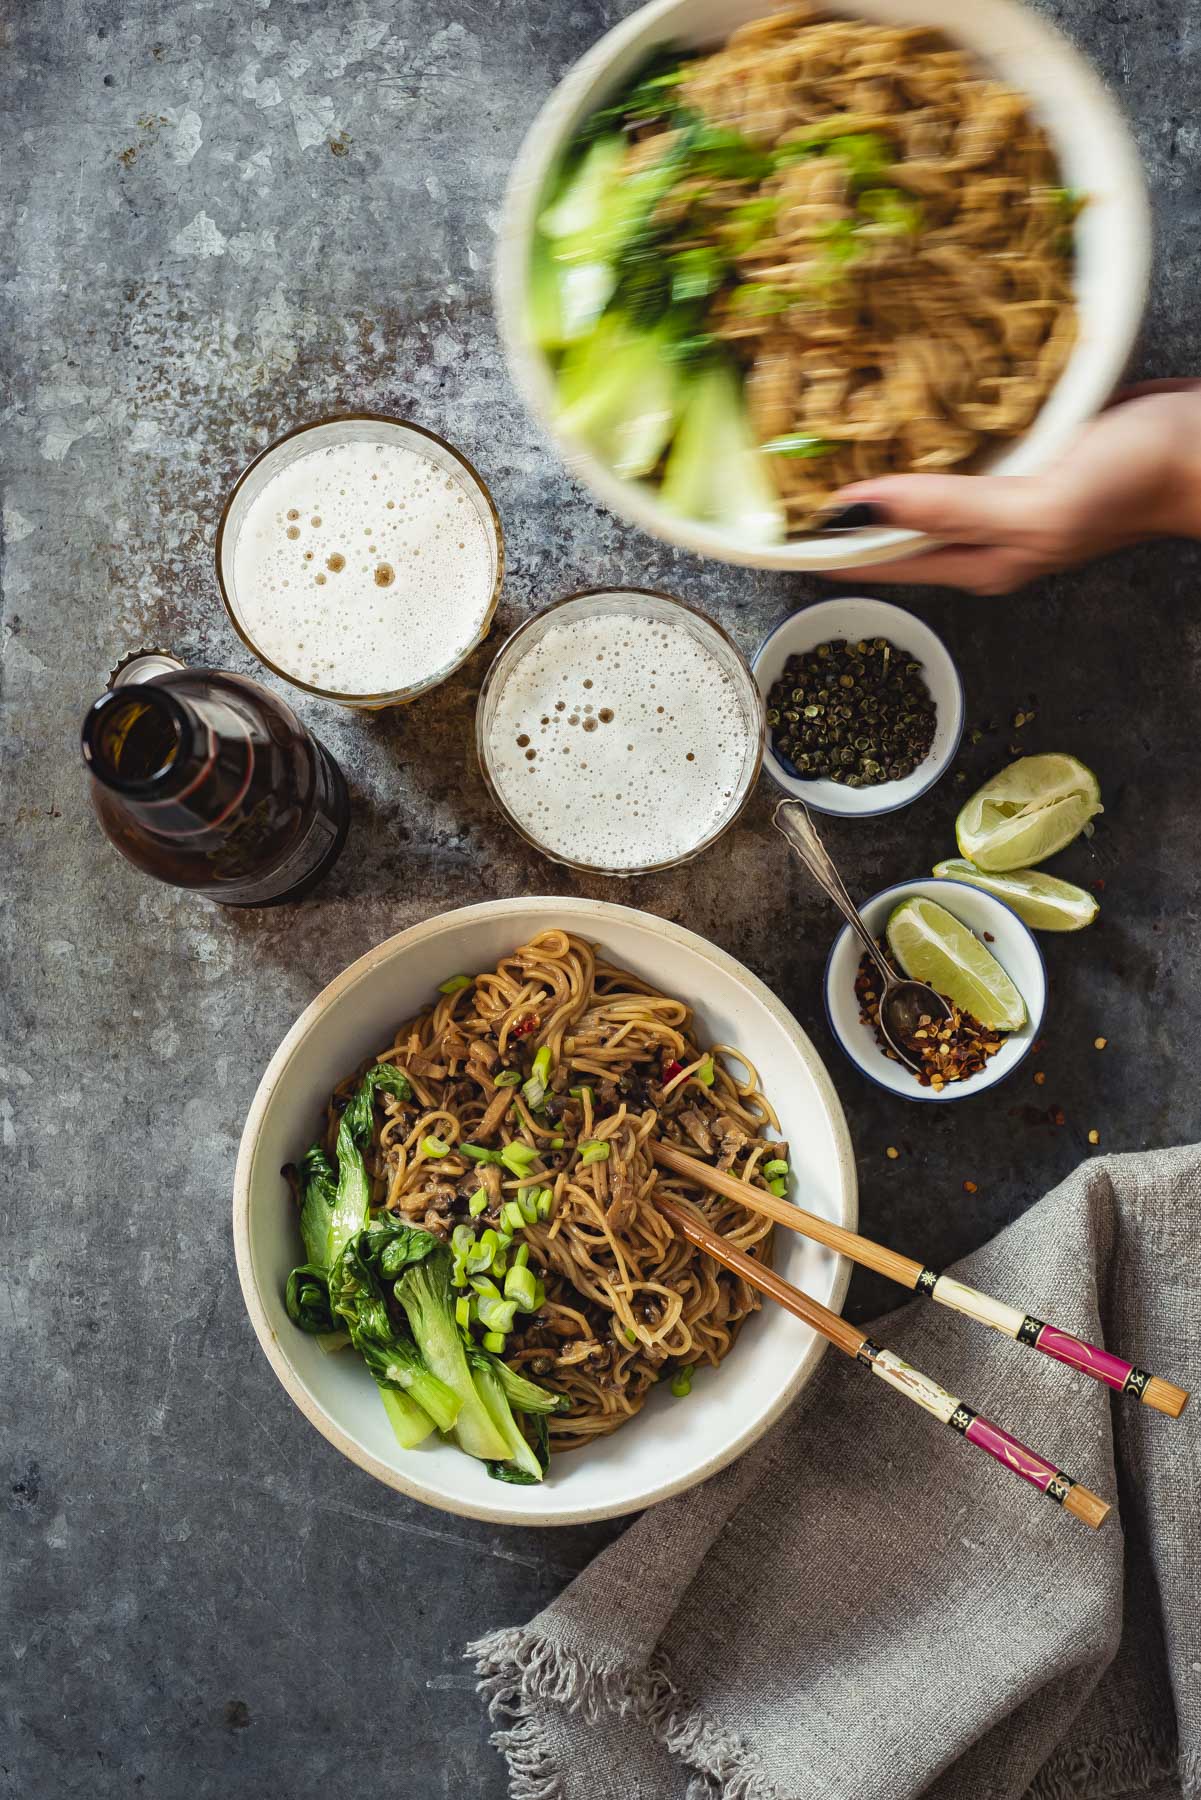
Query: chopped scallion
[[421, 1134, 451, 1158], [437, 974, 473, 993], [696, 1057, 715, 1087], [513, 1242, 531, 1271], [624, 1327, 637, 1346], [500, 1139, 539, 1176], [501, 1199, 527, 1234], [569, 1085, 592, 1103], [670, 1364, 695, 1398], [535, 1187, 554, 1221], [763, 1159, 789, 1177], [461, 1143, 503, 1164], [468, 1188, 489, 1217], [451, 1223, 476, 1258], [455, 1296, 472, 1332], [522, 1044, 553, 1109], [579, 1141, 610, 1165], [504, 1263, 539, 1312], [768, 1177, 788, 1198], [494, 1070, 522, 1087], [481, 1330, 507, 1354]]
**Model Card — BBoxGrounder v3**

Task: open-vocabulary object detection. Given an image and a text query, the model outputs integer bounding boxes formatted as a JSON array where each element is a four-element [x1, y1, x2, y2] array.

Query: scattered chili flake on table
[[1033, 1070, 1046, 1086], [963, 1179, 978, 1194], [1088, 1129, 1100, 1145], [854, 949, 1009, 1088]]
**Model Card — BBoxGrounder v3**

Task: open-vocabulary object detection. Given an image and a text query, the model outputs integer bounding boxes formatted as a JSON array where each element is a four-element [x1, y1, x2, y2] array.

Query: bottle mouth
[[81, 686, 192, 797]]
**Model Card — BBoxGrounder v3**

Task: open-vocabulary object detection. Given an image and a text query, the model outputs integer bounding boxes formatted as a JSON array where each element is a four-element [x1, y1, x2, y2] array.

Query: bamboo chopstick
[[653, 1191, 1111, 1530], [650, 1140, 1189, 1420]]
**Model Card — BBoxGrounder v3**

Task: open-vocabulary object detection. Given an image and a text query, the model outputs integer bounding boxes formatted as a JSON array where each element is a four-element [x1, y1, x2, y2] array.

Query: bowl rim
[[494, 0, 1151, 572], [232, 895, 859, 1524], [752, 596, 965, 818], [213, 411, 506, 709], [474, 586, 766, 876], [822, 877, 1048, 1103]]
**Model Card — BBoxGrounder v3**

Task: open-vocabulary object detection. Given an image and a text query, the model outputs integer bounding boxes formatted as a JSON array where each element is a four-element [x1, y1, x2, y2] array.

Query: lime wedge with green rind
[[886, 896, 1027, 1032], [955, 753, 1102, 872], [933, 859, 1099, 932]]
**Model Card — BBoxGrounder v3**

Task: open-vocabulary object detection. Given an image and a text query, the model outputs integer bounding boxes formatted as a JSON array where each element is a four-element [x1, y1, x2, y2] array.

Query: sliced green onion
[[455, 1296, 472, 1332], [451, 1223, 476, 1258], [513, 1242, 531, 1271], [494, 1070, 522, 1087], [696, 1057, 715, 1087], [500, 1140, 539, 1176], [550, 1136, 565, 1150], [518, 1188, 541, 1227], [490, 1247, 509, 1279], [579, 1141, 610, 1165], [531, 1278, 546, 1311], [466, 1230, 498, 1275], [670, 1364, 695, 1398], [501, 1199, 527, 1234], [461, 1143, 503, 1164], [471, 1275, 501, 1301], [763, 1159, 789, 1177], [535, 1187, 554, 1221], [477, 1293, 518, 1333], [437, 974, 473, 993], [624, 1327, 637, 1346], [522, 1044, 553, 1108], [569, 1085, 592, 1103], [761, 434, 833, 460], [481, 1330, 506, 1353], [504, 1263, 539, 1312], [421, 1134, 451, 1158], [451, 1257, 468, 1289], [769, 1178, 788, 1198], [468, 1189, 489, 1218]]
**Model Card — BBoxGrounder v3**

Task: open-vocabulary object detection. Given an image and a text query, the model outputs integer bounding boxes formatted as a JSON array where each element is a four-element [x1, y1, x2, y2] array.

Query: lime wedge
[[886, 896, 1027, 1032], [933, 859, 1099, 932], [955, 753, 1101, 872]]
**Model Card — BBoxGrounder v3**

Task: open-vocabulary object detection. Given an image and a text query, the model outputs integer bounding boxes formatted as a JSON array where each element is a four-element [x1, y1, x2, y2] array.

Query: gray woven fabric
[[473, 1146, 1201, 1800]]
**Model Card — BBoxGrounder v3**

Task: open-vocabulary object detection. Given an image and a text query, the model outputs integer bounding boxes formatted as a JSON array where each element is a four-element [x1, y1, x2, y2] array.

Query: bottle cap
[[107, 648, 187, 690]]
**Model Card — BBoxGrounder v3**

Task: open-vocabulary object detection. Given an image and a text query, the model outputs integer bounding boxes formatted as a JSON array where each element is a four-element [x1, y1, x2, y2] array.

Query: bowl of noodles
[[233, 897, 857, 1524], [495, 0, 1149, 570]]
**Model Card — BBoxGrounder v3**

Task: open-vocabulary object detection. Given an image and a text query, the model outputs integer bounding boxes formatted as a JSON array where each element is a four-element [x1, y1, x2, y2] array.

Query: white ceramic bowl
[[495, 0, 1150, 572], [825, 878, 1047, 1102], [753, 597, 963, 817], [234, 897, 857, 1525]]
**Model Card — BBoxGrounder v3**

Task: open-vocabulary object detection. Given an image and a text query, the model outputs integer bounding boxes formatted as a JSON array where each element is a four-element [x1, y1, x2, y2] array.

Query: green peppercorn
[[766, 634, 937, 788]]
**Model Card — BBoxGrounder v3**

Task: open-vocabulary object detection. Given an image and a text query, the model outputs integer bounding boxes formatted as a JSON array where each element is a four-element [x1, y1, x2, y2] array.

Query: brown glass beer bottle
[[81, 653, 350, 905]]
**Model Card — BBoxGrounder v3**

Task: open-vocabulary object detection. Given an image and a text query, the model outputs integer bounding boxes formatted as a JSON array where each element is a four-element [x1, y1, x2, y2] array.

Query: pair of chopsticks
[[651, 1141, 1190, 1531]]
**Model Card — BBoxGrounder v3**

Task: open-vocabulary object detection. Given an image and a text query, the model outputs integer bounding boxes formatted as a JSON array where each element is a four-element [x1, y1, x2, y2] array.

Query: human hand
[[822, 381, 1201, 594]]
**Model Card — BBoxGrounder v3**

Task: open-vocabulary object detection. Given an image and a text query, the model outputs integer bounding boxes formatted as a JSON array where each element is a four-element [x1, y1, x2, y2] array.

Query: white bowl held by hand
[[495, 0, 1149, 572], [234, 897, 857, 1525], [824, 879, 1047, 1102], [753, 597, 964, 818]]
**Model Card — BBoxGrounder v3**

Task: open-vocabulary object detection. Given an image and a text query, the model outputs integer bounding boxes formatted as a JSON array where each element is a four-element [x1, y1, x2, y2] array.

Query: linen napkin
[[472, 1145, 1201, 1800]]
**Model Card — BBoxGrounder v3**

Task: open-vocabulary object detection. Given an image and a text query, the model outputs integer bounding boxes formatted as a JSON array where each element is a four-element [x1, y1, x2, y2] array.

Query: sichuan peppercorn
[[766, 637, 936, 787]]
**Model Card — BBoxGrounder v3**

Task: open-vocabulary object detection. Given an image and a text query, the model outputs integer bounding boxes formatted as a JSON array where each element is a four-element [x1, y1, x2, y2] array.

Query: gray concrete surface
[[3, 1, 1200, 1794]]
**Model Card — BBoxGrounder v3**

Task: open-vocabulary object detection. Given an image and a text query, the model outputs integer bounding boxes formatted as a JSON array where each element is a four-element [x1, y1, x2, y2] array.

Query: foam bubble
[[230, 438, 494, 695], [486, 612, 753, 870]]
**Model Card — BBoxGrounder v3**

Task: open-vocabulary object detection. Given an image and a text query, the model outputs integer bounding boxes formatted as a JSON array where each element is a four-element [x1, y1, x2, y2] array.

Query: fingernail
[[816, 501, 882, 532]]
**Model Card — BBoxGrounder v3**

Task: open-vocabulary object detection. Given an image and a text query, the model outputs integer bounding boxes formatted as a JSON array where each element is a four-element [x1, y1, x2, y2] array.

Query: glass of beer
[[215, 414, 504, 709]]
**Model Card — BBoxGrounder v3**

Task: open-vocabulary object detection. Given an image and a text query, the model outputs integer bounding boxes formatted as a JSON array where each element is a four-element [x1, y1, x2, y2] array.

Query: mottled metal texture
[[2, 0, 1199, 1794]]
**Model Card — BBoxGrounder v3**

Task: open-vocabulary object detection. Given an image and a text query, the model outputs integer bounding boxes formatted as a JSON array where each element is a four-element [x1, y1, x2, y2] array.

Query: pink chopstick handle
[[1023, 1320, 1150, 1399], [959, 1412, 1070, 1500]]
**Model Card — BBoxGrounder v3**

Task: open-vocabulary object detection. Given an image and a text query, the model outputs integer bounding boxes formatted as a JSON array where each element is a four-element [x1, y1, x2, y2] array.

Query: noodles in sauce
[[320, 931, 778, 1447]]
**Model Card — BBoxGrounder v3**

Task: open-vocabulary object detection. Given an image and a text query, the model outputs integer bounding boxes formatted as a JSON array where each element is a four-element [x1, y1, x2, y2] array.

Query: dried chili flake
[[854, 949, 1009, 1089], [963, 1179, 978, 1194], [511, 1013, 540, 1039], [661, 1058, 685, 1084]]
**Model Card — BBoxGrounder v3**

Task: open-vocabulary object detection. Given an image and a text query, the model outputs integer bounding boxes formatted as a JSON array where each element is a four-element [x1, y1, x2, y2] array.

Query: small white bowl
[[753, 597, 963, 818], [494, 0, 1149, 572], [234, 897, 857, 1525], [824, 878, 1047, 1103]]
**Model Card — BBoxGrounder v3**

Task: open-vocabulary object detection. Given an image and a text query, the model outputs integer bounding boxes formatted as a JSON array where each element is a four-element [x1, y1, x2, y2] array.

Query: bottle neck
[[81, 683, 256, 836]]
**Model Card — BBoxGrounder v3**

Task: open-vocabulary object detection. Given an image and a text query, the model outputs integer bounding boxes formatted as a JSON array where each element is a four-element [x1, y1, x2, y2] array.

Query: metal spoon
[[772, 798, 951, 1075]]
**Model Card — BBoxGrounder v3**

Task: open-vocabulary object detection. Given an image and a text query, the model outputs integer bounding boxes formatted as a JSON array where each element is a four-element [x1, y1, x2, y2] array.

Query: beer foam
[[229, 438, 495, 695], [485, 610, 754, 871]]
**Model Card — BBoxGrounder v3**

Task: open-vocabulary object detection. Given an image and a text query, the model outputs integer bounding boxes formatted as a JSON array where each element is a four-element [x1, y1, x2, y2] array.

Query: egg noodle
[[662, 5, 1078, 523], [321, 930, 779, 1447]]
